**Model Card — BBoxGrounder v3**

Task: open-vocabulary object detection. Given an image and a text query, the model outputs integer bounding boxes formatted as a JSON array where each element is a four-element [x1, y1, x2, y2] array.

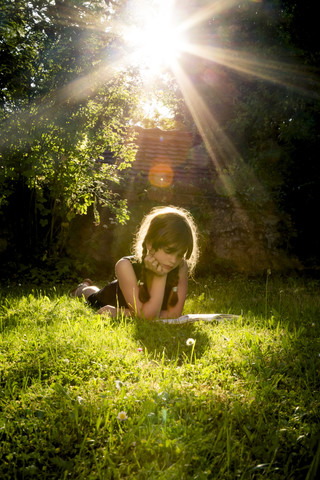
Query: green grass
[[0, 274, 319, 479]]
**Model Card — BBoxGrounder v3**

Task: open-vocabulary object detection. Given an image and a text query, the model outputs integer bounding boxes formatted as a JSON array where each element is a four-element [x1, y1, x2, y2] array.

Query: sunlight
[[117, 0, 278, 229], [122, 0, 187, 75], [171, 59, 265, 234], [141, 99, 173, 120], [171, 60, 237, 187], [170, 51, 244, 169], [51, 0, 319, 114], [14, 0, 318, 163], [126, 22, 185, 72], [184, 44, 320, 99], [135, 98, 175, 128]]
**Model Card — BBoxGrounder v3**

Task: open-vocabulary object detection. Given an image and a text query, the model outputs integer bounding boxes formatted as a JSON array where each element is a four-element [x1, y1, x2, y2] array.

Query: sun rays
[[184, 43, 320, 99], [24, 0, 318, 130], [6, 0, 317, 205], [4, 0, 317, 271], [110, 0, 318, 160]]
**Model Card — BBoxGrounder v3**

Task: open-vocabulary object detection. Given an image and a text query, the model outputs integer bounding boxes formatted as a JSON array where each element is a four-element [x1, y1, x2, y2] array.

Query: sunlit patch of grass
[[0, 275, 319, 479]]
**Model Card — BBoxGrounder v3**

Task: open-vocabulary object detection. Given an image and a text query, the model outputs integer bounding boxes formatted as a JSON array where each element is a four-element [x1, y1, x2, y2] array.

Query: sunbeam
[[184, 44, 320, 99], [178, 0, 239, 33], [171, 60, 238, 174], [171, 59, 271, 238]]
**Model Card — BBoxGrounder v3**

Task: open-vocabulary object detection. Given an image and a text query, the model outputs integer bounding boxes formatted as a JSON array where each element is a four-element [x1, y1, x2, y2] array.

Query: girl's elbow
[[141, 311, 158, 321], [127, 305, 153, 320], [143, 314, 157, 321], [139, 306, 159, 321]]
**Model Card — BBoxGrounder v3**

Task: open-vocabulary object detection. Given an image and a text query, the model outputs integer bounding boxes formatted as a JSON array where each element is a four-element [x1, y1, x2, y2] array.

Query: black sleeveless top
[[87, 256, 178, 310]]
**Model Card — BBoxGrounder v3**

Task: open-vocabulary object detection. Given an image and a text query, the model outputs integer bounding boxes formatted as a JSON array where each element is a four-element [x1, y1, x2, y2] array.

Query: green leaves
[[0, 0, 141, 258]]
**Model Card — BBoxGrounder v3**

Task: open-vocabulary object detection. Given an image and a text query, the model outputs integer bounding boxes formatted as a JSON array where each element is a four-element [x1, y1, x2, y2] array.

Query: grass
[[0, 273, 319, 479]]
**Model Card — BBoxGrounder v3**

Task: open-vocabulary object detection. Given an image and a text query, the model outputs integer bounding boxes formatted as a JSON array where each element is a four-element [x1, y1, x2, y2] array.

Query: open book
[[157, 313, 240, 325]]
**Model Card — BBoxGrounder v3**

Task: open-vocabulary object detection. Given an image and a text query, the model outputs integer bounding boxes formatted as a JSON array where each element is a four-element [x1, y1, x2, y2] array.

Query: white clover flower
[[115, 380, 124, 390], [186, 338, 195, 346], [117, 411, 128, 421]]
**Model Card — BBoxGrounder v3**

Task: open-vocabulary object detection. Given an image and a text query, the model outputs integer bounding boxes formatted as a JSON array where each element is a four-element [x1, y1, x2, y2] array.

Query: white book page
[[158, 313, 240, 324]]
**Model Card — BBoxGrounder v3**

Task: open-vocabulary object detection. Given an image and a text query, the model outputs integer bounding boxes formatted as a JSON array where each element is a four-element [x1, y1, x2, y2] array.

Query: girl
[[71, 206, 199, 320]]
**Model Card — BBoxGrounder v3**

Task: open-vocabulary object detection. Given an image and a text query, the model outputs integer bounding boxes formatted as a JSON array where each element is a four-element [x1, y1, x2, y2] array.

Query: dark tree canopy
[[173, 0, 320, 266], [0, 0, 140, 269]]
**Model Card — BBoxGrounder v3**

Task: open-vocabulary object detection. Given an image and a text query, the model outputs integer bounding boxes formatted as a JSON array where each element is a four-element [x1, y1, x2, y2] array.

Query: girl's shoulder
[[116, 256, 142, 276], [117, 256, 140, 266]]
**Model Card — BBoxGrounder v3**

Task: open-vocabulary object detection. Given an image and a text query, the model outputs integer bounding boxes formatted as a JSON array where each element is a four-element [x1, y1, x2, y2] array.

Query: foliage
[[0, 274, 319, 479], [175, 0, 320, 265], [0, 0, 139, 261]]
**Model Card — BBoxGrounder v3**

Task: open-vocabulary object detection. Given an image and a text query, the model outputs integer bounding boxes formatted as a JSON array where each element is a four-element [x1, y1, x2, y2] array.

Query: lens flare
[[148, 161, 174, 188]]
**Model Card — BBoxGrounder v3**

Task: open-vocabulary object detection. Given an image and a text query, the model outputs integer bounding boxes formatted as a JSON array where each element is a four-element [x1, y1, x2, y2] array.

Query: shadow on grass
[[132, 319, 211, 364]]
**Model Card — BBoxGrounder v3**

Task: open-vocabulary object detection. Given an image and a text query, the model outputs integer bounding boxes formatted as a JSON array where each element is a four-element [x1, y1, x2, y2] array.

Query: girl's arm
[[115, 257, 167, 320], [159, 260, 188, 319]]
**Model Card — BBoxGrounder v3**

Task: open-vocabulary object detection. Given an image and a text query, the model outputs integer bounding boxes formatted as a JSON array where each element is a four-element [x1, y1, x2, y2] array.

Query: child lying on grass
[[71, 206, 199, 320]]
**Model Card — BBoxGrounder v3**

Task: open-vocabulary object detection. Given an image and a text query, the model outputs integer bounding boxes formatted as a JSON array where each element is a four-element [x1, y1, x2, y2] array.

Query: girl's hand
[[144, 253, 167, 276]]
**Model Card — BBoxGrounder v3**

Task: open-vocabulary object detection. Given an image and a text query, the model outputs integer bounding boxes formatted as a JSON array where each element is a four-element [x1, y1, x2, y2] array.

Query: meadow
[[0, 273, 319, 479]]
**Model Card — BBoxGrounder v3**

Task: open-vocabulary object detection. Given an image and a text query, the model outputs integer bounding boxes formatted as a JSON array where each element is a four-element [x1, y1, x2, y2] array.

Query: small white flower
[[186, 338, 195, 346], [115, 380, 124, 390], [117, 411, 128, 421], [77, 396, 84, 404]]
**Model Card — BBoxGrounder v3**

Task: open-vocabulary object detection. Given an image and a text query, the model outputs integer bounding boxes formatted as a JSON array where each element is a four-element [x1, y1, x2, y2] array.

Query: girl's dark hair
[[133, 206, 199, 273], [133, 206, 199, 306]]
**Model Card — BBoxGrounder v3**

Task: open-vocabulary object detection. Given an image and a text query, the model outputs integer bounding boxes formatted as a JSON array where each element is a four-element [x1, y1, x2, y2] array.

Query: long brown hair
[[133, 206, 199, 306], [133, 206, 199, 274]]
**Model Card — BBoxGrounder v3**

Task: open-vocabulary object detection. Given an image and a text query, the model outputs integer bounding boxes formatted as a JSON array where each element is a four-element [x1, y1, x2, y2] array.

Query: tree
[[224, 0, 320, 264], [0, 0, 139, 267], [173, 0, 320, 265]]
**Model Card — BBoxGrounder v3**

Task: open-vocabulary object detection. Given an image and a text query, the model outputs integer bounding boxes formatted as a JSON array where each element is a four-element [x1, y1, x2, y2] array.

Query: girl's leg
[[70, 279, 99, 299], [82, 285, 99, 300]]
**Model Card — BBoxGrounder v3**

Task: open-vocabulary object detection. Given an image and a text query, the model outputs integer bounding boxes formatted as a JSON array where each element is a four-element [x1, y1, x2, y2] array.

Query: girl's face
[[148, 244, 185, 272]]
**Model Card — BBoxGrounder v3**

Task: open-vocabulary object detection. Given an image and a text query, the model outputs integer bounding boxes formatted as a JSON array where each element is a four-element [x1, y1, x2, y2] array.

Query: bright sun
[[122, 0, 187, 75]]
